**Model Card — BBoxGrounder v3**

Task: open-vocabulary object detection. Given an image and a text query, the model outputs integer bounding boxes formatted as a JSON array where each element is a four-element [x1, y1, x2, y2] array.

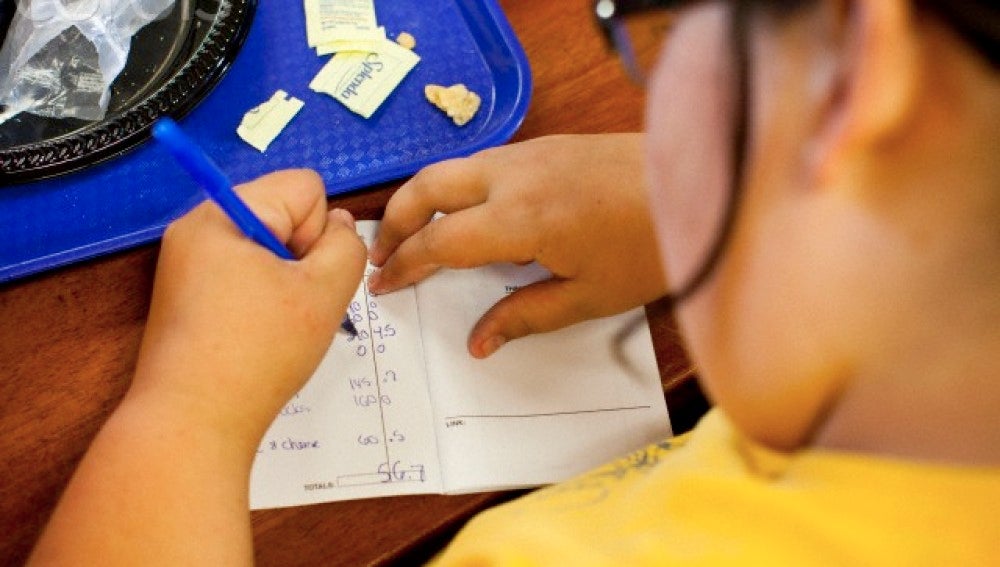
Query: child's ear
[[806, 0, 920, 187]]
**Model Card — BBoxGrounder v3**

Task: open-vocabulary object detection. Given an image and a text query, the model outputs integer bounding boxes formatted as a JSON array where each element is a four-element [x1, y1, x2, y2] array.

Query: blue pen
[[152, 118, 358, 337]]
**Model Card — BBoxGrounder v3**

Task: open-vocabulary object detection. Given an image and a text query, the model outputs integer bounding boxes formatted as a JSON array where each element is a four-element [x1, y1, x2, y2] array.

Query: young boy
[[29, 0, 999, 564]]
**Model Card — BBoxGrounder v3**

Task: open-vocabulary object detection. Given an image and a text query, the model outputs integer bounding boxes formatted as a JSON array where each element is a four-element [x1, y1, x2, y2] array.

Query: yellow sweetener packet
[[309, 39, 420, 119], [304, 0, 379, 48], [315, 27, 386, 56]]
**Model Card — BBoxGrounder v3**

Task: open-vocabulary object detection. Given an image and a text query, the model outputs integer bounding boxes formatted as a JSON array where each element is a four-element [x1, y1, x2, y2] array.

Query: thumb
[[301, 209, 368, 297], [467, 279, 594, 358]]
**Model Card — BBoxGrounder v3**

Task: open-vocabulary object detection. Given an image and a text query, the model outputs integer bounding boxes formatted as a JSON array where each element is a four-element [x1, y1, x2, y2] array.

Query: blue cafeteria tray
[[0, 0, 531, 283]]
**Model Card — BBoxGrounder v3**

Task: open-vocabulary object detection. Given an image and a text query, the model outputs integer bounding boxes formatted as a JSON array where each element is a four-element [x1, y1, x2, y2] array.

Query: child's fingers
[[368, 205, 535, 295], [467, 280, 596, 358], [301, 209, 367, 292], [371, 157, 491, 266], [234, 169, 329, 257]]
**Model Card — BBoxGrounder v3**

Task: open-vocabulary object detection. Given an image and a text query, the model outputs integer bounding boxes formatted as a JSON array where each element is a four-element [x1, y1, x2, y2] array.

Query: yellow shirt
[[432, 410, 999, 565]]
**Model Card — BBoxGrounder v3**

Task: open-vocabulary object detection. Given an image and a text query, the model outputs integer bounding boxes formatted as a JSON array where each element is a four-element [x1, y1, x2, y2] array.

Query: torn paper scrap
[[310, 40, 420, 119], [305, 0, 379, 48], [236, 90, 305, 152], [425, 84, 481, 126]]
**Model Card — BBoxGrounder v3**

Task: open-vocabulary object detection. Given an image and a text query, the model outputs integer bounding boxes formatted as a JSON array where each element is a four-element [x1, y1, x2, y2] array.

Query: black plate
[[0, 0, 256, 184]]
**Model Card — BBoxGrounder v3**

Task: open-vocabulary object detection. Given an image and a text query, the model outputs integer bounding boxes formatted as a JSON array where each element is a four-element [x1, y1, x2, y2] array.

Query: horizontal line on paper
[[443, 405, 653, 421]]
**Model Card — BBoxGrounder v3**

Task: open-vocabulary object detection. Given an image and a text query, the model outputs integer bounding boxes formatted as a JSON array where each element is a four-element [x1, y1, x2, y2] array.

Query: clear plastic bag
[[0, 0, 176, 124]]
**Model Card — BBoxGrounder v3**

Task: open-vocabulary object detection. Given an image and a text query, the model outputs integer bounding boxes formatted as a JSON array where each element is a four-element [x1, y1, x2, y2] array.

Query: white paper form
[[249, 221, 671, 509], [416, 263, 671, 493], [249, 223, 442, 509]]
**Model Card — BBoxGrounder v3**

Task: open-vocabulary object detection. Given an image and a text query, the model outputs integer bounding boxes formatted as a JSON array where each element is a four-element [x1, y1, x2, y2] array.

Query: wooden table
[[0, 1, 705, 564]]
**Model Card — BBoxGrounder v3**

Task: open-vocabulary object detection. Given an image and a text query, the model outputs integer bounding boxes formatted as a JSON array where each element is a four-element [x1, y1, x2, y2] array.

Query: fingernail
[[329, 208, 356, 229], [480, 335, 507, 358], [367, 269, 385, 295]]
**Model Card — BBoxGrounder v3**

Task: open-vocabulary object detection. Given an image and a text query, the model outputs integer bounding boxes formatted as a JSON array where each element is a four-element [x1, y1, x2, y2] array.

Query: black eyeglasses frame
[[594, 0, 752, 310]]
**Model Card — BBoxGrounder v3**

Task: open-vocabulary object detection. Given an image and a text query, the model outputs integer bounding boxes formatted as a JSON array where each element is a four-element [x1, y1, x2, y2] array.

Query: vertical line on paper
[[363, 274, 392, 472]]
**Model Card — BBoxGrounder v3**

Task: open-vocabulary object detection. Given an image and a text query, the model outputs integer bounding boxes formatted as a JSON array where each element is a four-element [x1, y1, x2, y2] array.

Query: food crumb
[[424, 84, 481, 127], [396, 32, 416, 50]]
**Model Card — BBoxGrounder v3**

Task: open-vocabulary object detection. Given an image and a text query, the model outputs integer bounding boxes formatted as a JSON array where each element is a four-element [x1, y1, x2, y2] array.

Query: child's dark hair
[[754, 0, 1000, 68], [915, 1, 999, 67]]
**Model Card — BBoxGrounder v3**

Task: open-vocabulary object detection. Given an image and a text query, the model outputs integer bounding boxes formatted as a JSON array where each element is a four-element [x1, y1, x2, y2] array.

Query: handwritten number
[[377, 462, 392, 483], [372, 325, 397, 340], [352, 394, 391, 407], [349, 377, 372, 390], [377, 460, 426, 483], [357, 434, 380, 446]]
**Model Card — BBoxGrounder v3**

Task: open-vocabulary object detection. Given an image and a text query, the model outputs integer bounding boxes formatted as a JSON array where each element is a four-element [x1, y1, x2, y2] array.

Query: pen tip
[[341, 317, 359, 338]]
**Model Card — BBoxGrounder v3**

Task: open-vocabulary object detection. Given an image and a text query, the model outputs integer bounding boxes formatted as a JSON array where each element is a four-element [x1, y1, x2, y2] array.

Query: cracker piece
[[396, 32, 416, 50], [425, 83, 481, 126]]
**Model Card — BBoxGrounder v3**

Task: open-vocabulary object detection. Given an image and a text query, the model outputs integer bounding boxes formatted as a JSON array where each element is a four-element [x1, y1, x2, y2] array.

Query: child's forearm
[[29, 392, 257, 566]]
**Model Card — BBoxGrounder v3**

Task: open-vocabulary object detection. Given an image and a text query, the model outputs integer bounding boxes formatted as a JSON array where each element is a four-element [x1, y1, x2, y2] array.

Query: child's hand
[[369, 134, 667, 358], [129, 170, 366, 451]]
